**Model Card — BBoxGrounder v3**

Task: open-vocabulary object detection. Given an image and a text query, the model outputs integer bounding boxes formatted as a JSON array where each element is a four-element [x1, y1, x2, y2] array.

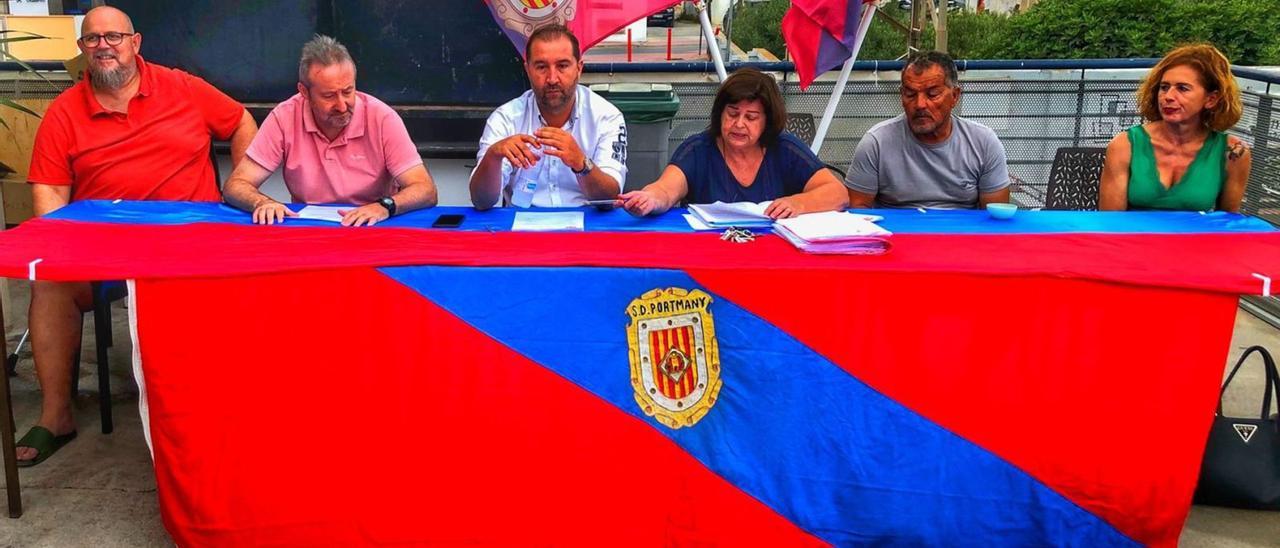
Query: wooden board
[[2, 16, 79, 61], [0, 98, 53, 180]]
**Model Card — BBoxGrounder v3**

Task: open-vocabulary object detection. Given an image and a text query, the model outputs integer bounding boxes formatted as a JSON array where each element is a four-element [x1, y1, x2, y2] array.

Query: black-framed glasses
[[78, 32, 136, 47]]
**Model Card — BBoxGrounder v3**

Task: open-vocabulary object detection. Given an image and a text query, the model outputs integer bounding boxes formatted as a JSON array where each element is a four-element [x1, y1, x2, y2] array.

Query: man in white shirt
[[470, 24, 627, 208]]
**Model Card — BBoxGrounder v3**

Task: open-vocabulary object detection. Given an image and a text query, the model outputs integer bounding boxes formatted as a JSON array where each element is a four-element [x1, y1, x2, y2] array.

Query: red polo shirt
[[28, 56, 244, 202]]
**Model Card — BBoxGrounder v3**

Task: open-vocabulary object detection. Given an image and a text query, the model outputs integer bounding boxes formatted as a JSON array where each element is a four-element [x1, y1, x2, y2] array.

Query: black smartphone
[[432, 214, 465, 228]]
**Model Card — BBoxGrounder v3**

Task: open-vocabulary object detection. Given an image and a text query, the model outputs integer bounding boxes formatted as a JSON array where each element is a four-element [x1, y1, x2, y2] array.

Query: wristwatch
[[377, 196, 397, 216], [572, 157, 595, 176]]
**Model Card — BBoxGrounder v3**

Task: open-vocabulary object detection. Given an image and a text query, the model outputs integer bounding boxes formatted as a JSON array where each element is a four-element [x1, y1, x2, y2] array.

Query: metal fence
[[668, 72, 1280, 225], [662, 64, 1280, 323], [6, 61, 1280, 321]]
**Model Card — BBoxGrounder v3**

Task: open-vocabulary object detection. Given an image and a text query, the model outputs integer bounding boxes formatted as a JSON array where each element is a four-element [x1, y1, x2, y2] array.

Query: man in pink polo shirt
[[223, 35, 437, 225]]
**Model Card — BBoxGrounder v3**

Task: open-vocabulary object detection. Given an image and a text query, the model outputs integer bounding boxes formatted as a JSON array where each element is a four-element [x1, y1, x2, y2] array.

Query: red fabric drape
[[134, 266, 1236, 546], [692, 269, 1238, 547], [2, 219, 1277, 295], [136, 268, 823, 547]]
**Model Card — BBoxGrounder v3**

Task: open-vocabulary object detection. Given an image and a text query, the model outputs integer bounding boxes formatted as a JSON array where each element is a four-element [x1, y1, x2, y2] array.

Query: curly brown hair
[[1136, 43, 1241, 132]]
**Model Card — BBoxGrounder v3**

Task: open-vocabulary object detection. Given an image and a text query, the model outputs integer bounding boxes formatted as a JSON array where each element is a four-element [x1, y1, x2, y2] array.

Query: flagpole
[[811, 1, 878, 154], [695, 0, 728, 81]]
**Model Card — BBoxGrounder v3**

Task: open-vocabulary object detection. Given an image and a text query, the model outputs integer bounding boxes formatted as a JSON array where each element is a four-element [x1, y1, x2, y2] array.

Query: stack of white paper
[[772, 211, 891, 255], [688, 201, 775, 228]]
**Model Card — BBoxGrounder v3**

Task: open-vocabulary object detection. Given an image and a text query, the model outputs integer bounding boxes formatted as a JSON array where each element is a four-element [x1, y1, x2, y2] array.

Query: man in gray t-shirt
[[844, 51, 1011, 209]]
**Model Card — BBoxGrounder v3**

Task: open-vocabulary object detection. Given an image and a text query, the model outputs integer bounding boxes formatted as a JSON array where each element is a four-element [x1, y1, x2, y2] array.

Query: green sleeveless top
[[1126, 126, 1226, 211]]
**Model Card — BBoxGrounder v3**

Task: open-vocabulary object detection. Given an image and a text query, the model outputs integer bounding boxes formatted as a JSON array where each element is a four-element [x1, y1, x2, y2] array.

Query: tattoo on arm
[[1228, 141, 1249, 161]]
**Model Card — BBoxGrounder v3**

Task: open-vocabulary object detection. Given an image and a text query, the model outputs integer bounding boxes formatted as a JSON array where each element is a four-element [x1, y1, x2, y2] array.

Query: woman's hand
[[619, 190, 660, 217], [764, 196, 805, 219]]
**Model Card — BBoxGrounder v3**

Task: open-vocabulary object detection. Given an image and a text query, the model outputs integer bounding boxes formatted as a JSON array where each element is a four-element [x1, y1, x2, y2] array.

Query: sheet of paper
[[295, 205, 346, 223], [683, 213, 715, 231], [689, 201, 773, 226], [512, 211, 585, 232]]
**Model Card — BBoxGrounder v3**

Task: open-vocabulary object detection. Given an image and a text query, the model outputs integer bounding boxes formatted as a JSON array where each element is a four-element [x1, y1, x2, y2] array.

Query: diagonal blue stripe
[[380, 265, 1138, 547]]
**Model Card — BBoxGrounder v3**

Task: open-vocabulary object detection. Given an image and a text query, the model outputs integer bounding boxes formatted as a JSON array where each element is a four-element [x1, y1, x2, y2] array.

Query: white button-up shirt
[[474, 85, 628, 207]]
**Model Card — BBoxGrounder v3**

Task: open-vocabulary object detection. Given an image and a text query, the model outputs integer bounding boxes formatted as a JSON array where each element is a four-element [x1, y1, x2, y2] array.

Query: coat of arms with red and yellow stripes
[[626, 288, 722, 429]]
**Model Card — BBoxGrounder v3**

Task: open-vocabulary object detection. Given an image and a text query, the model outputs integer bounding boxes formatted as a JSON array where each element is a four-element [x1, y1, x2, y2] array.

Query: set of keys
[[720, 227, 755, 243]]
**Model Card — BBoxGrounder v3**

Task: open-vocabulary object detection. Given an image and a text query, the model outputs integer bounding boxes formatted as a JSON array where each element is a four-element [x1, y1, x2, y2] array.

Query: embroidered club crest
[[626, 288, 722, 429], [491, 0, 577, 39]]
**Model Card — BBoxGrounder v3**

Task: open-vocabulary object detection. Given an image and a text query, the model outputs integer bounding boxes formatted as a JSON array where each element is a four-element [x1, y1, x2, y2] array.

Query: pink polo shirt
[[246, 91, 422, 204]]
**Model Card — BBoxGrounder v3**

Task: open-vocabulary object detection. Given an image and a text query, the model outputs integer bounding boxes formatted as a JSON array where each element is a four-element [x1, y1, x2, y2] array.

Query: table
[[1, 201, 1278, 546]]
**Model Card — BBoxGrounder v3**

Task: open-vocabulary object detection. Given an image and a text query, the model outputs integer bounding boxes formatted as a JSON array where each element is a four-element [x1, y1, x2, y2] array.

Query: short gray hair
[[298, 34, 355, 87], [905, 51, 960, 88]]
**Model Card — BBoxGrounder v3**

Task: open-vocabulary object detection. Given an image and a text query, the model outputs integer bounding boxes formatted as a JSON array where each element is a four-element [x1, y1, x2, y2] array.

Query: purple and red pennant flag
[[783, 0, 878, 89], [485, 0, 681, 57]]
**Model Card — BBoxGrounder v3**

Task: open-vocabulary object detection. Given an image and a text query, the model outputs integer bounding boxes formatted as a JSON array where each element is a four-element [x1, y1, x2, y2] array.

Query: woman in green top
[[1100, 44, 1251, 212]]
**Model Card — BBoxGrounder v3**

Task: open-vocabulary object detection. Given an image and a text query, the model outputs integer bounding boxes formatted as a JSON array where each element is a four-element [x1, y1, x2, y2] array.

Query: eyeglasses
[[78, 32, 136, 47]]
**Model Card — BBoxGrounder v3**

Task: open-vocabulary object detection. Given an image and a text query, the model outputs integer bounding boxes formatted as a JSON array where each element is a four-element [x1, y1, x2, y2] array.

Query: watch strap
[[378, 197, 397, 216]]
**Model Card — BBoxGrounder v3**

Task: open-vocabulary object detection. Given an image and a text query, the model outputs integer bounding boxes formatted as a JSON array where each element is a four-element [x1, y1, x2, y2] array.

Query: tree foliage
[[732, 0, 790, 59], [731, 0, 1280, 64]]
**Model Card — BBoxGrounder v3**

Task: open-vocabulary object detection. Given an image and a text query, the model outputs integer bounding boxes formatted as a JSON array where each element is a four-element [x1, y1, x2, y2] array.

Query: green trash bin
[[590, 83, 680, 192]]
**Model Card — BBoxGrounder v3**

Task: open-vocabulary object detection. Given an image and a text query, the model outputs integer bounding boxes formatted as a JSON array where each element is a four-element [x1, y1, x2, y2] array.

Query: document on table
[[683, 214, 715, 231], [773, 211, 892, 255], [773, 211, 889, 241], [688, 201, 774, 227], [512, 211, 585, 232], [295, 205, 346, 223]]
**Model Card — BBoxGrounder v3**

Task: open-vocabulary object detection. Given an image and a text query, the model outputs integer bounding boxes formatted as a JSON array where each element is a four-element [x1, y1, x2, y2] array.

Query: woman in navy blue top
[[619, 68, 848, 218]]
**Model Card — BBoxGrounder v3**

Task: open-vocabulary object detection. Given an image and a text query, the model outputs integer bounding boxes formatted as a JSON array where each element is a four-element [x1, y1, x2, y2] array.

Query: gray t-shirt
[[844, 114, 1010, 209]]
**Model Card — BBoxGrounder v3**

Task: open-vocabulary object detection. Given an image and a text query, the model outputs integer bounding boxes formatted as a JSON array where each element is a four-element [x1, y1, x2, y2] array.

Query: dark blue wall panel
[[331, 0, 527, 105], [108, 0, 527, 106], [111, 0, 318, 103]]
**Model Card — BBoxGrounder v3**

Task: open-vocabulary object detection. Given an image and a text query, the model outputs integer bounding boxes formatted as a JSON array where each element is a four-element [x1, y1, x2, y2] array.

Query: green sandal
[[15, 426, 77, 468]]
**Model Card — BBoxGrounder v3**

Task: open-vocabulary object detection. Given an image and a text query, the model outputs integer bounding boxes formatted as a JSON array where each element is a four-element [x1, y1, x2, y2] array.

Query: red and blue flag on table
[[485, 0, 681, 57], [783, 0, 877, 89], [2, 201, 1280, 546]]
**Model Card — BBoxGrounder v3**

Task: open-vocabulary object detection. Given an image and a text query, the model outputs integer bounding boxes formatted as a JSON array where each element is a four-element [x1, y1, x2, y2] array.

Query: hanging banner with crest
[[484, 0, 680, 57]]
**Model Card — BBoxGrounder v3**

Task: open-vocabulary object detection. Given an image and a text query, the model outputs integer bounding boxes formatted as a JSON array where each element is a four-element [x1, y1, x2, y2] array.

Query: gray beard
[[536, 91, 574, 119], [89, 61, 135, 91]]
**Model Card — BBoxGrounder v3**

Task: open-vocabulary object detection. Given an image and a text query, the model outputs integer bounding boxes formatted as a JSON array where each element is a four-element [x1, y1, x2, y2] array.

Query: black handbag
[[1193, 345, 1280, 510]]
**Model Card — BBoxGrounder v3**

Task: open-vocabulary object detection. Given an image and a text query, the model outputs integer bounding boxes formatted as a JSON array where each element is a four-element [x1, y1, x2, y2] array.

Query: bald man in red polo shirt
[[17, 6, 258, 466]]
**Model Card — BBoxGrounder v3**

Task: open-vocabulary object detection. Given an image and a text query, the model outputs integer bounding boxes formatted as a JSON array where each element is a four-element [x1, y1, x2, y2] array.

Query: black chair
[[786, 112, 817, 144], [785, 112, 848, 179], [5, 142, 224, 433], [210, 141, 224, 187], [1044, 147, 1106, 211], [3, 282, 125, 436], [80, 282, 126, 434]]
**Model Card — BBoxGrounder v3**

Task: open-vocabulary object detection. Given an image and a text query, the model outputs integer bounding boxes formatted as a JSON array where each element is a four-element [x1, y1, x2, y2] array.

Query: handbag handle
[[1216, 346, 1280, 420]]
